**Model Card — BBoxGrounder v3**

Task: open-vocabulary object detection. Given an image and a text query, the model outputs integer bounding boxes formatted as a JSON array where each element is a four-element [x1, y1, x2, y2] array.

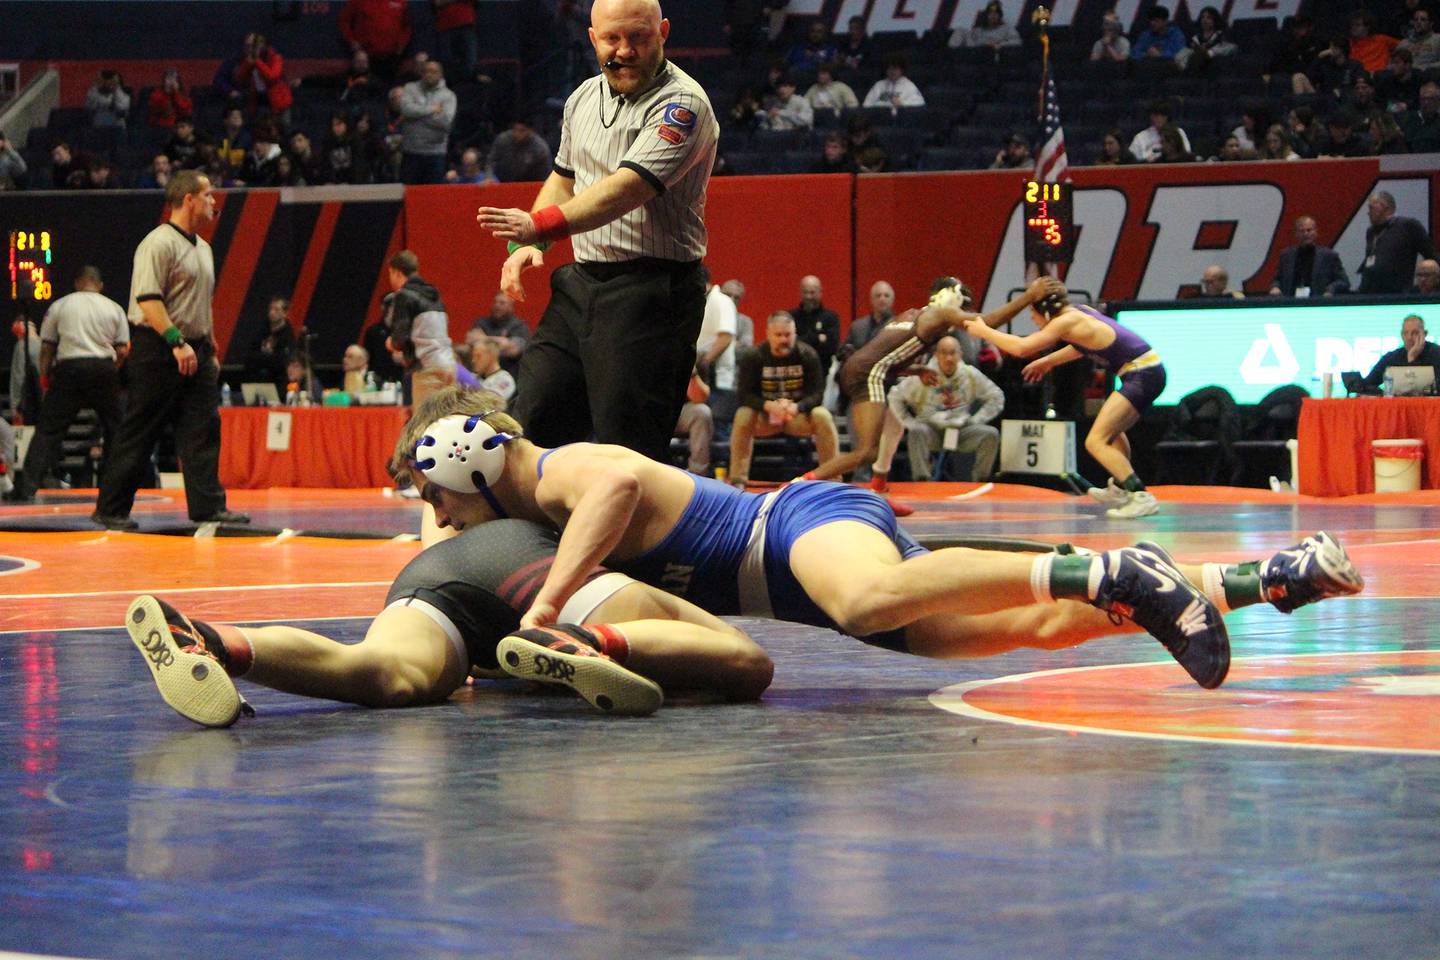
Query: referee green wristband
[[162, 326, 184, 347], [507, 241, 552, 255]]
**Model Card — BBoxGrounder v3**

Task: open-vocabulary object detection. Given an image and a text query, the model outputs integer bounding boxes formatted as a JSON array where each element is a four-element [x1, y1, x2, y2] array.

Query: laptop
[[240, 382, 281, 406], [1386, 366, 1437, 397], [1340, 371, 1368, 396]]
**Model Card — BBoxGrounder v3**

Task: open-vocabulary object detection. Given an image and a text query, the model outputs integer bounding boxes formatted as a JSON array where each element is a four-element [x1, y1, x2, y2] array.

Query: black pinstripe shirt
[[554, 61, 716, 263]]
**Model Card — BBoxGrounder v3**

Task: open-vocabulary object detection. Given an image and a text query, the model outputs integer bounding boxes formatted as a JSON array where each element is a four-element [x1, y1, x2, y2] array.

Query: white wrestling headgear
[[928, 277, 973, 312], [411, 414, 516, 516]]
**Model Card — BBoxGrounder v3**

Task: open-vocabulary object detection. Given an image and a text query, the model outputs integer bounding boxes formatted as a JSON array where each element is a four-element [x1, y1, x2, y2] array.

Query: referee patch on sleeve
[[661, 103, 697, 129], [657, 125, 685, 145]]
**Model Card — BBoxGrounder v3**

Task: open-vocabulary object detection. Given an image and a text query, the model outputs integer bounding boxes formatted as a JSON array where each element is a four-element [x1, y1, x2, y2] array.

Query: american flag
[[1034, 73, 1068, 183]]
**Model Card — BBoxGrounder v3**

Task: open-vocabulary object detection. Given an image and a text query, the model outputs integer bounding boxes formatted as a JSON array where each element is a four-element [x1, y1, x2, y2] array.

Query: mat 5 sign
[[1113, 302, 1440, 403]]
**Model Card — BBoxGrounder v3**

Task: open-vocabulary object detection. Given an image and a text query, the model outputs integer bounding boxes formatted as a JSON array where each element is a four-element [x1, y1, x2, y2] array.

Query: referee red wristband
[[531, 205, 570, 243]]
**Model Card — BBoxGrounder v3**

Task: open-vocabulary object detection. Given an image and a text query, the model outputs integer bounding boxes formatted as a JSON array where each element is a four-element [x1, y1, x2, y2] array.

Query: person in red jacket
[[146, 68, 194, 129], [232, 34, 294, 126], [340, 0, 414, 80]]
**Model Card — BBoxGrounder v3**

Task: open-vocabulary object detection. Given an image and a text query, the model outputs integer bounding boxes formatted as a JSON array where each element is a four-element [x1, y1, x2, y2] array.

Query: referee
[[476, 0, 717, 463], [11, 266, 128, 503], [93, 171, 248, 530]]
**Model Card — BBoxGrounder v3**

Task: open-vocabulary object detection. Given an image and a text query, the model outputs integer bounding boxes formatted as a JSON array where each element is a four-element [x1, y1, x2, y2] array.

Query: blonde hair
[[389, 386, 524, 486]]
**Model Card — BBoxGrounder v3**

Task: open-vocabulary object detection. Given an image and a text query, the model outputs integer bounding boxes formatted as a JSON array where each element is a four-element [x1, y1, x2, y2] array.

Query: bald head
[[590, 0, 669, 95]]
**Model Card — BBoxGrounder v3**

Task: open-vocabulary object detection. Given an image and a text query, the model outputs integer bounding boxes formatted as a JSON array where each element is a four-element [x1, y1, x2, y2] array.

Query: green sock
[[1045, 554, 1098, 602], [1120, 473, 1146, 493], [1201, 561, 1264, 612]]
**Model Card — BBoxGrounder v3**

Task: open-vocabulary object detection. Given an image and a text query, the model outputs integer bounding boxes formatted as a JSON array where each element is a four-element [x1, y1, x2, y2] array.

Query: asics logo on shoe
[[140, 628, 175, 668], [1177, 599, 1209, 637], [532, 653, 576, 682]]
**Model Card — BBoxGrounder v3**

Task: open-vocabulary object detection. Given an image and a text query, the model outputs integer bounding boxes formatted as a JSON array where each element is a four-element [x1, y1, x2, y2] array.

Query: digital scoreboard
[[8, 229, 55, 303], [1022, 180, 1075, 264]]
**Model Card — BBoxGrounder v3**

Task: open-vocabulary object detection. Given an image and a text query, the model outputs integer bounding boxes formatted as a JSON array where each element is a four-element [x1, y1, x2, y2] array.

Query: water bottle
[[220, 382, 232, 407], [286, 382, 300, 406]]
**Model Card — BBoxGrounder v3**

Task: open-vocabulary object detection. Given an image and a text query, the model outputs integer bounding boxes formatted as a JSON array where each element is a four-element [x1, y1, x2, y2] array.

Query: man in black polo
[[93, 170, 249, 529], [474, 0, 717, 464]]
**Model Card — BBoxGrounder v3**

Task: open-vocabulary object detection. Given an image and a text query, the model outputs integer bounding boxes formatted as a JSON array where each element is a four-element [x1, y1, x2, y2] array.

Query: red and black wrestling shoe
[[496, 625, 663, 716], [126, 595, 253, 728]]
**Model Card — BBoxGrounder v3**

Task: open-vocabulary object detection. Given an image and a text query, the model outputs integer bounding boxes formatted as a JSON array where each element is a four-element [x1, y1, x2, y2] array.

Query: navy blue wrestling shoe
[[497, 625, 663, 716], [1259, 531, 1364, 613], [126, 595, 253, 728], [1095, 544, 1231, 689]]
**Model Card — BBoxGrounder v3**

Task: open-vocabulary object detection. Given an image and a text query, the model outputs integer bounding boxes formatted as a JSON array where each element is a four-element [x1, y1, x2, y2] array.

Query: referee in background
[[477, 0, 717, 464], [93, 171, 248, 530]]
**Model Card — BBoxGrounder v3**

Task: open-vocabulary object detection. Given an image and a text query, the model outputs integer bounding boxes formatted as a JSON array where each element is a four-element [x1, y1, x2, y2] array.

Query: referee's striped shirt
[[555, 61, 717, 264]]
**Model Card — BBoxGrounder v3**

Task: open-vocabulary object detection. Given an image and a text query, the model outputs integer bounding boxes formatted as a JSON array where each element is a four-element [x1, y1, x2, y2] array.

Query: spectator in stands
[[50, 143, 82, 189], [233, 34, 295, 127], [855, 145, 888, 172], [792, 275, 841, 375], [397, 59, 456, 185], [342, 344, 375, 395], [1257, 124, 1300, 161], [434, 0, 479, 82], [1269, 215, 1350, 297], [340, 0, 414, 80], [1377, 48, 1423, 114], [1397, 7, 1440, 73], [727, 311, 839, 488], [1346, 10, 1399, 74], [203, 156, 236, 189], [446, 147, 496, 184], [1299, 33, 1365, 98], [85, 159, 121, 190], [1316, 108, 1371, 158], [1199, 265, 1243, 298], [888, 335, 1004, 482], [697, 275, 739, 434], [953, 1, 1021, 55], [1287, 106, 1319, 158], [846, 112, 888, 168], [1413, 259, 1440, 295], [146, 68, 193, 130], [1268, 14, 1321, 95], [1360, 314, 1440, 392], [1089, 12, 1131, 65], [761, 76, 813, 130], [789, 20, 838, 78], [805, 62, 858, 120], [862, 55, 925, 109], [85, 69, 131, 129], [355, 109, 391, 182], [1359, 191, 1437, 294], [239, 122, 283, 186], [135, 153, 172, 190], [465, 335, 516, 405], [1347, 72, 1383, 122], [1213, 135, 1250, 162], [1131, 5, 1186, 63], [842, 281, 895, 359], [1176, 6, 1237, 74], [838, 15, 872, 74], [1161, 124, 1193, 162], [165, 118, 204, 170], [728, 86, 763, 131], [1370, 111, 1409, 154], [722, 280, 754, 350], [272, 154, 303, 186], [1230, 101, 1271, 152], [0, 130, 26, 191], [288, 131, 326, 184], [469, 291, 528, 377], [1130, 102, 1189, 161], [217, 106, 251, 170], [322, 112, 362, 183], [340, 49, 385, 106], [485, 118, 551, 183], [212, 33, 254, 104], [990, 132, 1033, 170], [1094, 129, 1135, 165], [1400, 81, 1440, 153]]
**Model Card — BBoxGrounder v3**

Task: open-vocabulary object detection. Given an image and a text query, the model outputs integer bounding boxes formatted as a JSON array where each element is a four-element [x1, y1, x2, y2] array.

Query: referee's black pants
[[512, 258, 706, 463], [96, 327, 228, 520], [16, 358, 122, 498]]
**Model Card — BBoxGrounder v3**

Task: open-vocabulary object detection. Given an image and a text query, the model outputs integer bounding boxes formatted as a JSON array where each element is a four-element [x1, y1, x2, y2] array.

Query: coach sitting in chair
[[727, 311, 838, 487], [888, 335, 1004, 481]]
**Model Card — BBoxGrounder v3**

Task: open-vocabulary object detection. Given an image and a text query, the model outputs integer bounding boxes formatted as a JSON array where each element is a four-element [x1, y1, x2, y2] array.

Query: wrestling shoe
[[497, 625, 663, 716], [1094, 544, 1230, 689], [1259, 531, 1364, 613], [1106, 490, 1159, 519], [869, 473, 890, 494], [1087, 478, 1132, 508], [885, 496, 914, 517], [126, 595, 252, 728]]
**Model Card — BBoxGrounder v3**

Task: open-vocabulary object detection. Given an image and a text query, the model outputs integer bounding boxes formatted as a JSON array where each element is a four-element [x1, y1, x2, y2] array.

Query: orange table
[[1297, 397, 1440, 496], [219, 406, 410, 489]]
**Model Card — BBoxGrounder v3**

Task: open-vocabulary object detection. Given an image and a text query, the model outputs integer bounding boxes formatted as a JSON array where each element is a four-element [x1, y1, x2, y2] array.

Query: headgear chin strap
[[412, 414, 516, 518]]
